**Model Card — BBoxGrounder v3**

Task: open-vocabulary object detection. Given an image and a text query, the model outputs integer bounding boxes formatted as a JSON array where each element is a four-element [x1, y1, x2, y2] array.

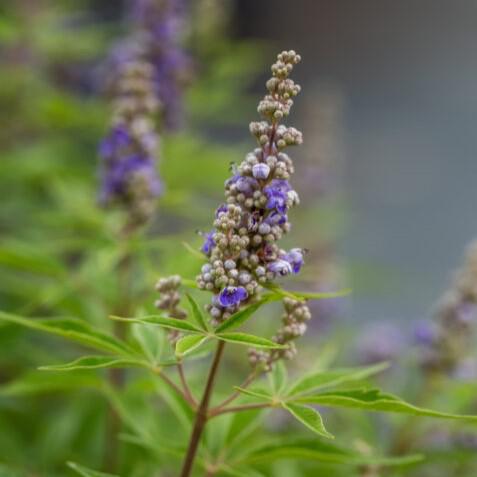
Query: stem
[[212, 371, 258, 412], [180, 341, 226, 477], [209, 402, 270, 418], [155, 369, 196, 407], [178, 362, 197, 406], [104, 245, 133, 472]]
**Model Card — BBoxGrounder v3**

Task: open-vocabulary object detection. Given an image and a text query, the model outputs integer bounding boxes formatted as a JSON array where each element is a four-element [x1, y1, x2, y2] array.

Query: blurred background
[[237, 0, 477, 326], [1, 0, 477, 475]]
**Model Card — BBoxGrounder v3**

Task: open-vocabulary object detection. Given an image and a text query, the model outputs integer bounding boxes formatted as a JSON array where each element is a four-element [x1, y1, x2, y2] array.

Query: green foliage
[[67, 462, 119, 477], [1, 2, 476, 476], [283, 403, 334, 439]]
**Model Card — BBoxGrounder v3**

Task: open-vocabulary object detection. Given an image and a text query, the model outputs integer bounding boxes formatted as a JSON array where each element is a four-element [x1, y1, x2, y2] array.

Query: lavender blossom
[[131, 0, 190, 129], [419, 240, 477, 374], [99, 59, 162, 225], [196, 51, 305, 328], [356, 321, 408, 365]]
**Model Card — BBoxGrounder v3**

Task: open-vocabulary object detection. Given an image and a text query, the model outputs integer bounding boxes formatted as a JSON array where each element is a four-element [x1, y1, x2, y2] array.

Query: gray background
[[237, 0, 477, 323]]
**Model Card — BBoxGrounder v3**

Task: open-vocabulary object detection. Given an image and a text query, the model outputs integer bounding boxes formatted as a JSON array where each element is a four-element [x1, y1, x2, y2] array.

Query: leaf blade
[[67, 462, 118, 477], [185, 293, 208, 330], [110, 314, 203, 334], [216, 332, 286, 349], [293, 388, 477, 422], [287, 362, 389, 396], [283, 402, 334, 439], [0, 311, 134, 356], [38, 355, 166, 372], [215, 297, 270, 333], [175, 334, 209, 357]]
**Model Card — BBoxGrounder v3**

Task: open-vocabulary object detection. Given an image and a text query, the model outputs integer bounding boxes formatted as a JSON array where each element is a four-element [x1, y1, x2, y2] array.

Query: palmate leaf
[[292, 388, 477, 422], [0, 311, 134, 356], [216, 332, 285, 349], [287, 362, 389, 396], [175, 334, 209, 357], [38, 355, 169, 372], [131, 322, 166, 364], [282, 403, 334, 439], [240, 438, 423, 467], [67, 462, 118, 477], [109, 314, 203, 334]]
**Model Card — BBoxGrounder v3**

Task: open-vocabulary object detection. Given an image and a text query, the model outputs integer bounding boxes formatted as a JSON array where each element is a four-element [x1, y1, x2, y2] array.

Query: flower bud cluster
[[131, 0, 191, 129], [418, 240, 477, 374], [196, 51, 306, 326], [249, 298, 311, 369], [99, 59, 162, 225], [155, 275, 187, 343]]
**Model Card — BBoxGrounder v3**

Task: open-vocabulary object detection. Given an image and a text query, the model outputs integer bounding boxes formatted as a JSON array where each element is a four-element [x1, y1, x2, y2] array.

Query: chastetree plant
[[1, 51, 477, 477]]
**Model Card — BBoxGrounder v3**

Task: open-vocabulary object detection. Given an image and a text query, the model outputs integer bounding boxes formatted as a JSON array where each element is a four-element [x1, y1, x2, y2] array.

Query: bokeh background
[[1, 1, 477, 476], [238, 0, 477, 326]]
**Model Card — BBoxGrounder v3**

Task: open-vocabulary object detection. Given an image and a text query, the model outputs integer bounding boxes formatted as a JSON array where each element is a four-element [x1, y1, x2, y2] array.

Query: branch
[[212, 370, 259, 413], [177, 362, 197, 406], [209, 402, 271, 418]]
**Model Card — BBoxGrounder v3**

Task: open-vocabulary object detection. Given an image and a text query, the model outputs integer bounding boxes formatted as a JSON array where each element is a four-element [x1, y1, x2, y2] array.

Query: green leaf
[[38, 355, 158, 372], [241, 438, 423, 467], [220, 465, 266, 477], [185, 293, 208, 330], [216, 332, 286, 349], [225, 409, 263, 449], [234, 387, 273, 401], [0, 311, 134, 356], [0, 371, 101, 397], [175, 335, 209, 357], [263, 283, 351, 301], [292, 288, 352, 300], [268, 361, 288, 395], [215, 297, 271, 333], [282, 403, 334, 439], [287, 362, 389, 396], [67, 461, 118, 477], [110, 314, 203, 334], [132, 322, 166, 364], [293, 388, 477, 422]]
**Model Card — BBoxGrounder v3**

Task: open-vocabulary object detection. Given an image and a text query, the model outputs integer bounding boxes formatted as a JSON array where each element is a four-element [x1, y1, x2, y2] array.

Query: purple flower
[[130, 0, 190, 130], [215, 204, 228, 218], [236, 176, 259, 195], [100, 151, 161, 204], [268, 259, 293, 276], [201, 230, 215, 256], [99, 125, 131, 159], [265, 211, 287, 226], [414, 320, 436, 346], [455, 302, 477, 325], [219, 286, 248, 307], [252, 163, 270, 179], [264, 179, 292, 213], [357, 322, 408, 365], [284, 248, 304, 274]]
